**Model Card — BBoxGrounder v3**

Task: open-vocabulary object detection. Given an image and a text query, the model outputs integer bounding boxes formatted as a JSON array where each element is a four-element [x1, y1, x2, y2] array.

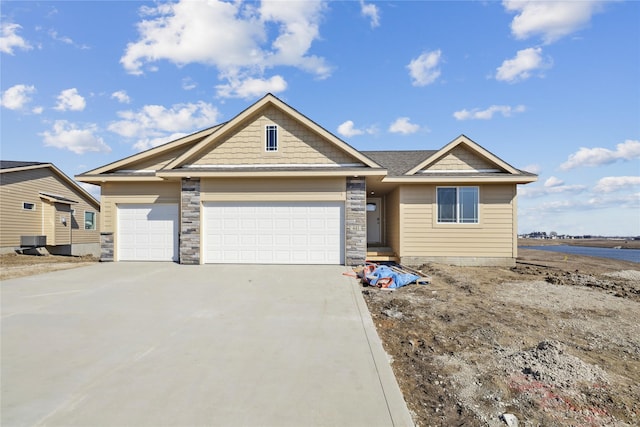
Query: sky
[[1, 0, 639, 237]]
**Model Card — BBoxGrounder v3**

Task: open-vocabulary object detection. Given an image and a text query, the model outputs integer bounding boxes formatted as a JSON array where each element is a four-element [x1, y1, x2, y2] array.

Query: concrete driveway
[[1, 263, 413, 427]]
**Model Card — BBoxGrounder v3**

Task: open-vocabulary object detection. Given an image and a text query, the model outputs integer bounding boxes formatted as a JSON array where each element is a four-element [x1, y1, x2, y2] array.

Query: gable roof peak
[[405, 134, 520, 176], [163, 93, 382, 170]]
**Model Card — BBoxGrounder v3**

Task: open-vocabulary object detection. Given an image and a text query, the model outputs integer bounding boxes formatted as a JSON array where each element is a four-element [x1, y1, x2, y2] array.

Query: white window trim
[[265, 124, 278, 152], [22, 202, 36, 211], [84, 210, 97, 230], [436, 186, 480, 224]]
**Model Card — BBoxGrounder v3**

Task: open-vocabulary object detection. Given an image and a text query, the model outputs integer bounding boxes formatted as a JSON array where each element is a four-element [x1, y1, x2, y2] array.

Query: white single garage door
[[117, 204, 179, 261], [203, 202, 344, 264]]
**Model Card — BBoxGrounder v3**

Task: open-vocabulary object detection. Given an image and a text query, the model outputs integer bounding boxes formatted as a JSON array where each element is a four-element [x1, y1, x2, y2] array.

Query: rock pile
[[502, 340, 609, 388]]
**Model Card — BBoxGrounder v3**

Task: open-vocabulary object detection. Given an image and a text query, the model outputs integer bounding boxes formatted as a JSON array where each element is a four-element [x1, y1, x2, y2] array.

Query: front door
[[366, 198, 381, 243]]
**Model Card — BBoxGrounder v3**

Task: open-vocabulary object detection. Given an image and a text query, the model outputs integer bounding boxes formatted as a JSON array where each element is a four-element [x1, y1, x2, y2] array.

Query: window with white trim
[[23, 202, 36, 211], [437, 186, 479, 224], [84, 211, 96, 230], [265, 124, 278, 152]]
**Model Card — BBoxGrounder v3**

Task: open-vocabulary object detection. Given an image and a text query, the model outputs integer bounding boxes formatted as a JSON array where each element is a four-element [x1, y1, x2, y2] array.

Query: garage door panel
[[117, 204, 178, 262], [204, 202, 343, 264]]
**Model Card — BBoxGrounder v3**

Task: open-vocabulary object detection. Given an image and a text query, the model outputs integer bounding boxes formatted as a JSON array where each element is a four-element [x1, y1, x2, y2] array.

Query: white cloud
[[544, 176, 564, 187], [407, 49, 442, 86], [593, 176, 640, 193], [560, 139, 640, 170], [519, 182, 587, 198], [48, 29, 72, 45], [360, 1, 380, 28], [259, 1, 330, 76], [32, 106, 44, 114], [337, 120, 363, 137], [337, 120, 376, 138], [54, 88, 86, 111], [216, 75, 287, 99], [121, 0, 330, 97], [108, 101, 220, 151], [503, 0, 607, 44], [40, 120, 111, 154], [453, 104, 525, 120], [111, 90, 131, 104], [1, 84, 36, 110], [495, 47, 551, 83], [0, 22, 32, 54], [389, 117, 419, 135], [182, 77, 197, 90]]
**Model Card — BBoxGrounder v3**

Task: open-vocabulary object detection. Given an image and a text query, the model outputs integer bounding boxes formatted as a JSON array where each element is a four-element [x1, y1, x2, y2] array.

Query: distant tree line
[[520, 231, 640, 240]]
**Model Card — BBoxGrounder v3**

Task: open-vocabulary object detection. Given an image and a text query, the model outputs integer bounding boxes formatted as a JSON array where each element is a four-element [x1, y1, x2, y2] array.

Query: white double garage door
[[117, 202, 344, 264]]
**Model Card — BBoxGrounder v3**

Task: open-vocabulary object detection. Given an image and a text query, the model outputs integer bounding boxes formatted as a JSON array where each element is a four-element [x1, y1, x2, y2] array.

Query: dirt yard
[[0, 253, 98, 281], [363, 249, 640, 426]]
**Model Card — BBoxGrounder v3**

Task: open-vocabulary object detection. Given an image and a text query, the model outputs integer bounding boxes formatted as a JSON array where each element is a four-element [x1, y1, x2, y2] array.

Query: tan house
[[0, 161, 100, 256], [76, 94, 536, 266]]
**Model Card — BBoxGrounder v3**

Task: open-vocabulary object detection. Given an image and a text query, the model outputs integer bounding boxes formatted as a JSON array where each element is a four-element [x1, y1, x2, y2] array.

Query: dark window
[[85, 211, 96, 230], [22, 202, 36, 211], [437, 187, 479, 224], [265, 125, 278, 152]]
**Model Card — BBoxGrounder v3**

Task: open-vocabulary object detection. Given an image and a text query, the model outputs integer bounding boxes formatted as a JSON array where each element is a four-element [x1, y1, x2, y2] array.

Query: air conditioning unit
[[20, 235, 47, 247]]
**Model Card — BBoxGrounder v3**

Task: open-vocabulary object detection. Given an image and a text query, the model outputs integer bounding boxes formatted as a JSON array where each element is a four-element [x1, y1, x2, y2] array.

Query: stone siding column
[[100, 232, 114, 262], [345, 177, 366, 265], [180, 178, 201, 265]]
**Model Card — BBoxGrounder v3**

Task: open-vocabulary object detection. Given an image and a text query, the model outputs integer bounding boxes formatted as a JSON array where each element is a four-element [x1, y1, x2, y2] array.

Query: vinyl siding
[[201, 177, 346, 202], [399, 184, 516, 258], [100, 181, 180, 232], [423, 146, 498, 171], [194, 106, 356, 166], [0, 168, 99, 247], [384, 187, 400, 255]]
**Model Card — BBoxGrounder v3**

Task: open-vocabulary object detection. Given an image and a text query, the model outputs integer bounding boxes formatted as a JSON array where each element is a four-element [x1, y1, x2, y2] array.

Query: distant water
[[521, 245, 640, 263]]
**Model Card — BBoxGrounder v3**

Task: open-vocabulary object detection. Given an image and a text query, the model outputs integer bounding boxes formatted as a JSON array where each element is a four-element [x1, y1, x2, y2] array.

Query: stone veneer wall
[[345, 177, 366, 265], [100, 232, 114, 262], [180, 178, 201, 265]]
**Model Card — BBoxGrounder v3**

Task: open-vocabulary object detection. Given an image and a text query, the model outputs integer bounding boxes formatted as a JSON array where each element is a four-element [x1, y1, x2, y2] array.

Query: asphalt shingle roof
[[361, 150, 437, 176], [0, 161, 47, 170]]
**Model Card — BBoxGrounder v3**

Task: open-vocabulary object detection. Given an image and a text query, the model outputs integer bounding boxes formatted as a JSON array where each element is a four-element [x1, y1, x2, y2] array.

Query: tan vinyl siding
[[423, 146, 499, 171], [399, 184, 516, 258], [201, 177, 346, 202], [0, 168, 99, 247], [384, 188, 400, 255], [54, 203, 71, 245], [100, 181, 180, 232], [194, 106, 356, 166], [42, 202, 55, 245]]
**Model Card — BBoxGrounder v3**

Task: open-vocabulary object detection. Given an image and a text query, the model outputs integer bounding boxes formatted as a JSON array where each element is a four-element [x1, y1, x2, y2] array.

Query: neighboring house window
[[265, 124, 278, 152], [437, 187, 479, 224], [23, 202, 36, 211], [84, 211, 96, 230]]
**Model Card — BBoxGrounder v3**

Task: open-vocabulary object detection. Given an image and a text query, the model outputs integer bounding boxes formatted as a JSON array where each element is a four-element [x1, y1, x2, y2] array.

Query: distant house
[[76, 94, 537, 266], [0, 161, 100, 256]]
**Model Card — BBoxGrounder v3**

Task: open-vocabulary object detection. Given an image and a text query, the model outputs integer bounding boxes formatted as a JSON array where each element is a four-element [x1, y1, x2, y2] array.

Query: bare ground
[[363, 249, 640, 427], [0, 253, 98, 281]]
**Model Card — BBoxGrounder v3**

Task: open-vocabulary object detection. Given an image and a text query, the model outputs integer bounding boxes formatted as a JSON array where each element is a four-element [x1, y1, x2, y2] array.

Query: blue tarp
[[366, 265, 419, 289]]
